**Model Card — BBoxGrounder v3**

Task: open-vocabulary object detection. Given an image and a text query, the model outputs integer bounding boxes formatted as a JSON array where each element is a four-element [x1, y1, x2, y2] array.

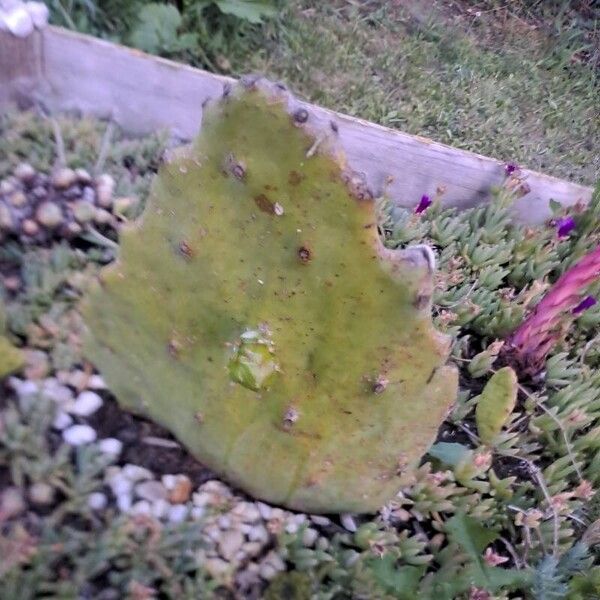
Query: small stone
[[75, 168, 92, 184], [309, 514, 330, 527], [31, 186, 46, 199], [72, 200, 96, 223], [204, 523, 222, 542], [70, 391, 103, 417], [243, 541, 263, 558], [14, 163, 36, 182], [36, 202, 63, 228], [218, 529, 244, 561], [0, 204, 13, 231], [9, 378, 39, 399], [88, 492, 108, 511], [28, 482, 55, 505], [167, 504, 188, 523], [52, 411, 73, 431], [63, 424, 97, 446], [25, 2, 49, 29], [65, 222, 82, 237], [88, 374, 107, 389], [9, 190, 27, 207], [231, 502, 261, 523], [168, 475, 192, 504], [191, 506, 205, 520], [98, 438, 123, 457], [135, 480, 168, 502], [204, 557, 229, 578], [302, 527, 319, 547], [117, 494, 132, 513], [95, 174, 115, 208], [256, 502, 272, 520], [42, 379, 74, 404], [340, 513, 357, 532], [3, 6, 34, 38], [248, 524, 269, 544], [259, 563, 279, 581], [0, 178, 16, 194], [0, 487, 25, 519], [107, 473, 132, 497], [192, 491, 211, 507], [122, 464, 153, 482], [151, 498, 170, 519], [285, 521, 299, 534], [162, 474, 177, 490], [265, 551, 285, 571], [218, 515, 231, 530], [52, 168, 77, 189], [24, 349, 50, 380], [130, 500, 152, 516], [94, 207, 113, 224], [22, 219, 39, 236]]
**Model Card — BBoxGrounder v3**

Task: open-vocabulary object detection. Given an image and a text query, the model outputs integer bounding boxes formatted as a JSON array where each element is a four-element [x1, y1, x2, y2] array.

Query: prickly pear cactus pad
[[82, 78, 458, 513]]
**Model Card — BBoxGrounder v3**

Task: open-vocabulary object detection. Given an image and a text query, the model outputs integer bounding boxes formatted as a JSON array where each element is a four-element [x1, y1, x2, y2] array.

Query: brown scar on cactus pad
[[81, 78, 458, 513]]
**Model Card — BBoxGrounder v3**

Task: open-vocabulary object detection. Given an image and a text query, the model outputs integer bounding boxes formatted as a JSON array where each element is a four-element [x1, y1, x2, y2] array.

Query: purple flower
[[556, 216, 576, 238], [573, 296, 597, 315], [505, 163, 518, 175], [415, 194, 432, 214]]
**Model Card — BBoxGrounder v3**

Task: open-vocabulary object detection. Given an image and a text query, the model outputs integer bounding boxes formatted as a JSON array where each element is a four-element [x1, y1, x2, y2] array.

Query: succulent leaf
[[475, 367, 518, 446], [81, 78, 457, 513]]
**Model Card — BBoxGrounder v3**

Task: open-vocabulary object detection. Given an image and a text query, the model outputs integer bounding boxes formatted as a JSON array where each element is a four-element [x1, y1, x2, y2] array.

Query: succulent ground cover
[[1, 105, 599, 600]]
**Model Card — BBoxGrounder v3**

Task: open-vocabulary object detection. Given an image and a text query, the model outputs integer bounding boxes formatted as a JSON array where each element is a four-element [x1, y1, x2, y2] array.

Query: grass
[[229, 1, 598, 186]]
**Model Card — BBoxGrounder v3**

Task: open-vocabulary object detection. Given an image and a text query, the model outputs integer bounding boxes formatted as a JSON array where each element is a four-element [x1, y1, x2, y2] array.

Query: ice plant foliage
[[82, 78, 457, 513]]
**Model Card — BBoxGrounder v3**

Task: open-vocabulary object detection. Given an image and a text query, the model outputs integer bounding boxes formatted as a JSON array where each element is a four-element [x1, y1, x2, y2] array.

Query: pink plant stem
[[506, 245, 600, 373]]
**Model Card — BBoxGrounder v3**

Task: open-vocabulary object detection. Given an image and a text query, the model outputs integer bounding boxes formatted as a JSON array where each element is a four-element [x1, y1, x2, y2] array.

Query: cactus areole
[[82, 78, 458, 513]]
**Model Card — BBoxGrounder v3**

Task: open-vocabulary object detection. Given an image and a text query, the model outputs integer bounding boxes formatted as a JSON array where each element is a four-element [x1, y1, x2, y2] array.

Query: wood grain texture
[[1, 27, 593, 223], [0, 30, 42, 106]]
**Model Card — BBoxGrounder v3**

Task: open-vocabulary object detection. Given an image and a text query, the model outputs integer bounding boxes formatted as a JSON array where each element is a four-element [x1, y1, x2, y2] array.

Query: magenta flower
[[556, 216, 576, 237], [573, 296, 597, 314], [505, 163, 518, 175], [415, 194, 432, 214]]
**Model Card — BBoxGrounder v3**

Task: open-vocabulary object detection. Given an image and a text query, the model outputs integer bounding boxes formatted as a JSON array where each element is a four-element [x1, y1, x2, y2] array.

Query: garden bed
[[1, 25, 600, 600]]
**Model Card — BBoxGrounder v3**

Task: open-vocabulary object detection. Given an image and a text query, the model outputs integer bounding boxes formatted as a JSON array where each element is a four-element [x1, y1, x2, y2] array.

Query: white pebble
[[162, 474, 177, 490], [285, 521, 299, 534], [168, 504, 188, 523], [9, 377, 39, 399], [63, 424, 96, 446], [231, 502, 261, 523], [204, 557, 229, 578], [340, 513, 357, 532], [151, 498, 170, 520], [122, 464, 153, 482], [2, 5, 34, 37], [28, 481, 54, 505], [88, 374, 107, 389], [130, 500, 152, 516], [98, 438, 123, 457], [256, 502, 272, 520], [310, 515, 331, 527], [117, 494, 132, 513], [25, 2, 49, 29], [302, 527, 319, 547], [217, 515, 231, 530], [1, 487, 25, 519], [135, 480, 168, 502], [248, 524, 269, 544], [192, 491, 211, 507], [88, 492, 108, 511], [70, 391, 103, 417], [42, 379, 74, 405], [259, 563, 279, 581], [108, 474, 133, 497], [88, 492, 108, 510], [190, 506, 205, 520], [52, 411, 73, 431], [218, 530, 244, 561]]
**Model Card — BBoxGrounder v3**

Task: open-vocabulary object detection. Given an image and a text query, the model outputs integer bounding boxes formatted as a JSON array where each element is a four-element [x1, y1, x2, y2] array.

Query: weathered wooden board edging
[[0, 26, 593, 224]]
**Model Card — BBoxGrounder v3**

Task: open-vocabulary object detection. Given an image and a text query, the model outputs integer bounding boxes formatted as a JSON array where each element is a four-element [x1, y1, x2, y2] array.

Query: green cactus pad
[[82, 78, 457, 513], [475, 367, 518, 446]]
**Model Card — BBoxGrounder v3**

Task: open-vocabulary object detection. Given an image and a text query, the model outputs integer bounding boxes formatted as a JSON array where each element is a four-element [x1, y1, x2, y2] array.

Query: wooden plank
[[2, 26, 594, 224], [0, 30, 42, 107]]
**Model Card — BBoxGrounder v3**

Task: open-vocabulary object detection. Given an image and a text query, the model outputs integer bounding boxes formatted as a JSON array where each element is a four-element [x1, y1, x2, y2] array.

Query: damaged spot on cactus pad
[[82, 78, 457, 513], [228, 329, 279, 392]]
